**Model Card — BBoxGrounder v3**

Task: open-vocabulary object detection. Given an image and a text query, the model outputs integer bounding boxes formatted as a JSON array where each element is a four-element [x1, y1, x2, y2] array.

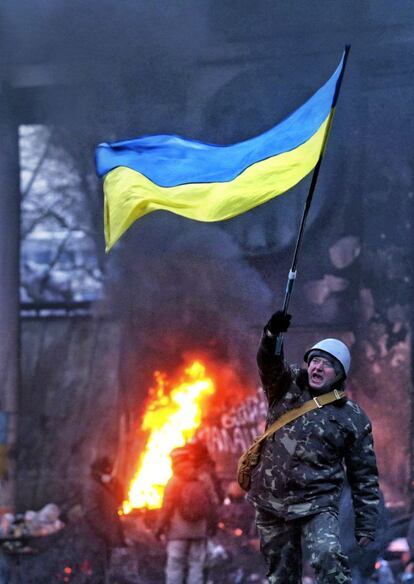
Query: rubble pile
[[0, 504, 65, 541]]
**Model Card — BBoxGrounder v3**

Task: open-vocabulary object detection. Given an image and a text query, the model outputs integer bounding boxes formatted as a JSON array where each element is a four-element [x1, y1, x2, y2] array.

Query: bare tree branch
[[21, 128, 55, 201]]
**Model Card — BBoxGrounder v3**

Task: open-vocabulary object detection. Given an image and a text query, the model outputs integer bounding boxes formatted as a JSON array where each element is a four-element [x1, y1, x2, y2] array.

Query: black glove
[[265, 311, 292, 336]]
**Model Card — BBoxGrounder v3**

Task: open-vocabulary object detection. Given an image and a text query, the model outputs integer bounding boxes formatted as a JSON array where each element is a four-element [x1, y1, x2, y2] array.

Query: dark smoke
[[104, 214, 272, 397]]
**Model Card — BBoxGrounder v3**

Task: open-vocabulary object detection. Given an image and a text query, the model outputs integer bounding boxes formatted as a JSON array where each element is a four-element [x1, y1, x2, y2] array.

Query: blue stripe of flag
[[96, 54, 344, 187]]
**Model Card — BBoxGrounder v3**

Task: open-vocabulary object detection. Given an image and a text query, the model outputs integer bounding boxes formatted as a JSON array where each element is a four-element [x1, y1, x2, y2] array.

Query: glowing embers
[[123, 360, 215, 513]]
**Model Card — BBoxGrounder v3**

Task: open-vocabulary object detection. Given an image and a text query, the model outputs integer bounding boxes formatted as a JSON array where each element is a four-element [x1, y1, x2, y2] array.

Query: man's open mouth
[[311, 373, 324, 382]]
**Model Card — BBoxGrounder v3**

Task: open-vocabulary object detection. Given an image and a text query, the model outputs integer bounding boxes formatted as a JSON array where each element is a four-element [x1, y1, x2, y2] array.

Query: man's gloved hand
[[356, 535, 373, 548], [265, 311, 292, 336]]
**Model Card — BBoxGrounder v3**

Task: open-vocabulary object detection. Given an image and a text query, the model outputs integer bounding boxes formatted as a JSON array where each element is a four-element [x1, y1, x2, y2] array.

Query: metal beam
[[0, 85, 20, 510]]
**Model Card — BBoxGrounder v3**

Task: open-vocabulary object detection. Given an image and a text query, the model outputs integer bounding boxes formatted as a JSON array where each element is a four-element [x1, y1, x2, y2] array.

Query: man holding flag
[[247, 311, 380, 583], [95, 47, 378, 582]]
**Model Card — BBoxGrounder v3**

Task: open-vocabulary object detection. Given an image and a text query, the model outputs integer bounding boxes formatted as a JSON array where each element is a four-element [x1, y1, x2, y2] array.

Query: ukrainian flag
[[96, 54, 345, 251]]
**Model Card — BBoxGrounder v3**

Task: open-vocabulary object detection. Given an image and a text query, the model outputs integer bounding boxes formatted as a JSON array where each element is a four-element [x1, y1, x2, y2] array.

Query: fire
[[123, 360, 215, 513]]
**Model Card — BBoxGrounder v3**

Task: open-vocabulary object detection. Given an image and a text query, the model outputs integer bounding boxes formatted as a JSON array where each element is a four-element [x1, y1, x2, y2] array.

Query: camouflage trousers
[[255, 508, 352, 584]]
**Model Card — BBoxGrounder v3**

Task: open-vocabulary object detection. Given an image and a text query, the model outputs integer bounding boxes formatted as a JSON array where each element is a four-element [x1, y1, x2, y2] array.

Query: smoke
[[104, 214, 273, 397]]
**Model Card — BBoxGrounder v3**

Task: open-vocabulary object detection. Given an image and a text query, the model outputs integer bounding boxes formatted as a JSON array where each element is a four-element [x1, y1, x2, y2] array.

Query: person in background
[[83, 456, 126, 582], [187, 441, 225, 507], [155, 446, 220, 584]]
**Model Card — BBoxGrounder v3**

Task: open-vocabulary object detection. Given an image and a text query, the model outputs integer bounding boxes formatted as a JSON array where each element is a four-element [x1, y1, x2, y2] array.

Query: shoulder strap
[[257, 389, 345, 446]]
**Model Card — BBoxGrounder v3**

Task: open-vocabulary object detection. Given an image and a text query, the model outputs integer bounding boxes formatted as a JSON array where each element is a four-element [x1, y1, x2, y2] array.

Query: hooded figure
[[82, 456, 125, 581], [247, 311, 380, 584]]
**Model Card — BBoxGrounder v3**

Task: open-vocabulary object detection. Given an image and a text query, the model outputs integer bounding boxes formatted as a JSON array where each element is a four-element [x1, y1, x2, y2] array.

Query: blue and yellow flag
[[96, 54, 345, 251]]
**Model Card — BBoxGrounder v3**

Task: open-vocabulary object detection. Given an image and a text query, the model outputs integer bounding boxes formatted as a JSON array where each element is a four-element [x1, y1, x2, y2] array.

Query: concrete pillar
[[0, 85, 20, 510]]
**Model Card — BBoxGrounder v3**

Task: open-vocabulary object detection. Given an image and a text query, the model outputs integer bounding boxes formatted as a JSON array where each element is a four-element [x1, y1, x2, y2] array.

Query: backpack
[[176, 478, 212, 522]]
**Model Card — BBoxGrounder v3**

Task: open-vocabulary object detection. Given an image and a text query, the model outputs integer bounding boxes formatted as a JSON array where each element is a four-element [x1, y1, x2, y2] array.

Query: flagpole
[[275, 45, 351, 355]]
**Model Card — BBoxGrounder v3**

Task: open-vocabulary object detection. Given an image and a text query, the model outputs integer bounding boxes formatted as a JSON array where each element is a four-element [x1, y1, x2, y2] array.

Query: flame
[[123, 360, 215, 513]]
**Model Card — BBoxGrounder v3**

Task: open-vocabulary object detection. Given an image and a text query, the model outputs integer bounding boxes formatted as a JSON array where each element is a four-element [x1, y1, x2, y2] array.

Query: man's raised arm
[[257, 311, 293, 404]]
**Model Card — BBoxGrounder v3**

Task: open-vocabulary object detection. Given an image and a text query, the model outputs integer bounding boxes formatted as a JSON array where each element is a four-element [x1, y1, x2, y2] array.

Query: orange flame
[[123, 360, 215, 513]]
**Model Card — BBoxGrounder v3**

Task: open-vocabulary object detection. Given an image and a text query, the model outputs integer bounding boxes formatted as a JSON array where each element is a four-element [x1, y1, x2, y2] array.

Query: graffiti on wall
[[197, 388, 267, 476]]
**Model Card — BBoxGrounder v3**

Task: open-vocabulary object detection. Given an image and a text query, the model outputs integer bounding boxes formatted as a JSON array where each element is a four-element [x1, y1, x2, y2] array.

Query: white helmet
[[304, 339, 351, 377]]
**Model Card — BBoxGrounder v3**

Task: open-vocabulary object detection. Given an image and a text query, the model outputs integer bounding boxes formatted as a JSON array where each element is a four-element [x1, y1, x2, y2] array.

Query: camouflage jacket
[[247, 332, 380, 539]]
